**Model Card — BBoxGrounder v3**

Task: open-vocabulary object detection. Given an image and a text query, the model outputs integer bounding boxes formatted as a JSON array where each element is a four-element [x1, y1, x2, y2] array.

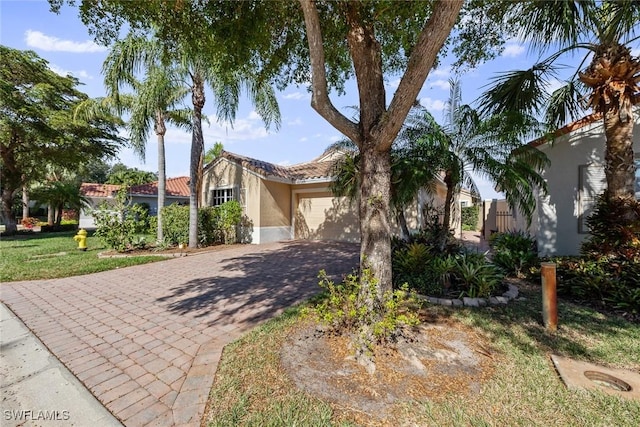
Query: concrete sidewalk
[[0, 303, 122, 427]]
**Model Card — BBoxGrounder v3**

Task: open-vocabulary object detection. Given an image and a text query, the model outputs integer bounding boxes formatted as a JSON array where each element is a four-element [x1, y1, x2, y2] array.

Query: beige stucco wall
[[260, 180, 291, 227], [202, 158, 262, 229], [528, 114, 640, 256]]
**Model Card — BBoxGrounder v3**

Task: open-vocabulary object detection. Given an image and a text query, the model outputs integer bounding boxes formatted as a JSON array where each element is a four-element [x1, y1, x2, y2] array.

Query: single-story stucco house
[[515, 110, 640, 256], [79, 177, 190, 229], [202, 149, 476, 244]]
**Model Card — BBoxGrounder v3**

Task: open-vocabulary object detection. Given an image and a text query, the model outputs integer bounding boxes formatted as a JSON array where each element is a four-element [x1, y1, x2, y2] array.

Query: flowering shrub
[[21, 217, 39, 229]]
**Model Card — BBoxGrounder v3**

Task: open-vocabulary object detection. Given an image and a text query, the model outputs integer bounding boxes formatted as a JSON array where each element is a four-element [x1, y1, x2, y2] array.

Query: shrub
[[160, 201, 244, 247], [556, 192, 640, 313], [581, 191, 640, 259], [160, 204, 190, 246], [489, 230, 538, 278], [461, 205, 479, 231], [315, 269, 420, 344], [92, 188, 149, 252], [21, 217, 39, 229]]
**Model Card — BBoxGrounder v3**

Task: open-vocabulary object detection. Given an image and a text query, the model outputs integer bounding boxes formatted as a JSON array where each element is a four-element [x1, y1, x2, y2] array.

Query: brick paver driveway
[[1, 241, 358, 426]]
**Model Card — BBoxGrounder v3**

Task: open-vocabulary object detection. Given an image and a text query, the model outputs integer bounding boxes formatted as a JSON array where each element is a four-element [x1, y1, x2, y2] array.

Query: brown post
[[541, 262, 557, 331]]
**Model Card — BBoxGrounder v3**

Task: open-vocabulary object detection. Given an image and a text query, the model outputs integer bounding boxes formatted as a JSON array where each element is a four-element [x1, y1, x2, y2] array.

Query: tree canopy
[[0, 45, 124, 233]]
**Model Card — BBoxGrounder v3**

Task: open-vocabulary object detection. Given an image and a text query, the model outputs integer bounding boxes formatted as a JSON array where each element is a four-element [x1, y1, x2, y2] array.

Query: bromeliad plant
[[489, 230, 538, 278]]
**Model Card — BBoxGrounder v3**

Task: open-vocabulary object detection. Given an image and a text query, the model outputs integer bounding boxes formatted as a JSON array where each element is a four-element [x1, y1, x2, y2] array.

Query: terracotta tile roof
[[81, 177, 190, 198], [129, 177, 190, 197], [218, 151, 337, 182], [529, 112, 603, 147], [80, 183, 122, 198]]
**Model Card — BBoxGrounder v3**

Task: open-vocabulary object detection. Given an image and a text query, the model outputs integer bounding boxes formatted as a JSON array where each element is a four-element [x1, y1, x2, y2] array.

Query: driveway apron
[[1, 241, 359, 427]]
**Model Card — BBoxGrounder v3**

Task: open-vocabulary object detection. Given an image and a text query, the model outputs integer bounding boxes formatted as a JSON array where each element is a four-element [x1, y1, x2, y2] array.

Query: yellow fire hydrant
[[74, 229, 88, 251]]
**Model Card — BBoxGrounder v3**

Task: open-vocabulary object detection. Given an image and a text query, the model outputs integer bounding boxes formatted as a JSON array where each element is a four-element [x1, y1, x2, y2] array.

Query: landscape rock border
[[418, 283, 520, 307]]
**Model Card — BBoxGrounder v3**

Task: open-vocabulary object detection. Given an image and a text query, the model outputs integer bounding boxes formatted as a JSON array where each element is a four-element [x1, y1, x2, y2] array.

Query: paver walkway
[[1, 241, 359, 426]]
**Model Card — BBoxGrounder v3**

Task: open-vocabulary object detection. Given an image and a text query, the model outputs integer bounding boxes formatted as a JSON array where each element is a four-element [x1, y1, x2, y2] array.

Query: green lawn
[[205, 283, 640, 426], [0, 230, 165, 282]]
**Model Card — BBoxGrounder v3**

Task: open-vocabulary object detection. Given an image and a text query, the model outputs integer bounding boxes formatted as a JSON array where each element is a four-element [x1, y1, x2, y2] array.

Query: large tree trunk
[[189, 74, 206, 248], [359, 145, 393, 299], [155, 111, 166, 243], [603, 107, 636, 200], [1, 188, 17, 235]]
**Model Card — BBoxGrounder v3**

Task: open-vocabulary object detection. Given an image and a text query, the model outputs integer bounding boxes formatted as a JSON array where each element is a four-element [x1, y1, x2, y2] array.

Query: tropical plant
[[489, 230, 538, 278], [480, 1, 640, 213], [30, 180, 90, 226], [401, 80, 549, 232]]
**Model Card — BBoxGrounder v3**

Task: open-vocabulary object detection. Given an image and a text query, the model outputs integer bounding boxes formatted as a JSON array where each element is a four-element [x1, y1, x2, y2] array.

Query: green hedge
[[461, 205, 479, 231], [160, 201, 243, 246]]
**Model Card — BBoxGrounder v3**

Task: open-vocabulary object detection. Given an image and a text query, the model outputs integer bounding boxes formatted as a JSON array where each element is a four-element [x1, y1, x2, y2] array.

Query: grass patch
[[205, 283, 640, 426], [205, 307, 353, 427], [0, 231, 164, 282]]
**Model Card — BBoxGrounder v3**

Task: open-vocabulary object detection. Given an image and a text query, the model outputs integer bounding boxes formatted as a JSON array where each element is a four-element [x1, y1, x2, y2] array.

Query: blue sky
[[2, 1, 638, 199]]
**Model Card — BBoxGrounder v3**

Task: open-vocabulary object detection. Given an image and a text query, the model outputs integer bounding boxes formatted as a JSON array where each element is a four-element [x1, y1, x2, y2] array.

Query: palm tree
[[480, 1, 640, 206], [102, 34, 192, 243], [31, 178, 89, 226], [175, 45, 281, 248], [402, 80, 549, 232]]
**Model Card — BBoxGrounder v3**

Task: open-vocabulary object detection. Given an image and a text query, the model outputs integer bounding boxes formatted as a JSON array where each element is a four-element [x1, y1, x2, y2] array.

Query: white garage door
[[295, 192, 359, 242]]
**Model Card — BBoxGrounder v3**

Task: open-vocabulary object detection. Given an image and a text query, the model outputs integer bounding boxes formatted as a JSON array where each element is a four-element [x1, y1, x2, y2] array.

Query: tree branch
[[375, 0, 464, 149], [299, 0, 360, 144]]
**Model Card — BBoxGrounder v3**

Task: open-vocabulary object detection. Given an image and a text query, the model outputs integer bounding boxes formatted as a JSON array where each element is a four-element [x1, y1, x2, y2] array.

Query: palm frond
[[545, 80, 588, 128], [478, 62, 559, 117]]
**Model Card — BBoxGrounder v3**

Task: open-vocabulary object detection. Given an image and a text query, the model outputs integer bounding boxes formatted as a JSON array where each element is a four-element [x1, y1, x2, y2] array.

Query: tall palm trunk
[[580, 42, 639, 201], [155, 110, 166, 243], [442, 170, 455, 233], [189, 74, 205, 248], [603, 106, 636, 200], [22, 185, 29, 220]]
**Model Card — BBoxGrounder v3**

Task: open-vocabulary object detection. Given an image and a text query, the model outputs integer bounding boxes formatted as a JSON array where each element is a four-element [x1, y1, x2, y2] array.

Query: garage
[[294, 191, 360, 242]]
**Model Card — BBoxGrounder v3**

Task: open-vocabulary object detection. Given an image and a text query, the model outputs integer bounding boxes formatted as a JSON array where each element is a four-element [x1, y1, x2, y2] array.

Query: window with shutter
[[578, 164, 607, 234]]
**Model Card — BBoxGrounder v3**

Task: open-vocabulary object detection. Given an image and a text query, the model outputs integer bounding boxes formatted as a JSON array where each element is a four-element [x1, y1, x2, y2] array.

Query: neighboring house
[[516, 111, 640, 256], [79, 177, 190, 229], [202, 149, 475, 244]]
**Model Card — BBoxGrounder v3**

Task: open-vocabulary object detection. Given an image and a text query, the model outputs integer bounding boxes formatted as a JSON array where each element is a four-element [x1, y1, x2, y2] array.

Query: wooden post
[[541, 262, 557, 331]]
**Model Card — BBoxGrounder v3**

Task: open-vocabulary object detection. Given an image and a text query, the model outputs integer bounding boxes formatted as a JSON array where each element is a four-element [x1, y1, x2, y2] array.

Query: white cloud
[[430, 67, 451, 78], [419, 97, 446, 112], [25, 30, 107, 53], [48, 64, 92, 80], [283, 91, 310, 100], [277, 160, 291, 166], [287, 118, 303, 126], [299, 136, 308, 142], [502, 43, 525, 58], [429, 79, 450, 90]]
